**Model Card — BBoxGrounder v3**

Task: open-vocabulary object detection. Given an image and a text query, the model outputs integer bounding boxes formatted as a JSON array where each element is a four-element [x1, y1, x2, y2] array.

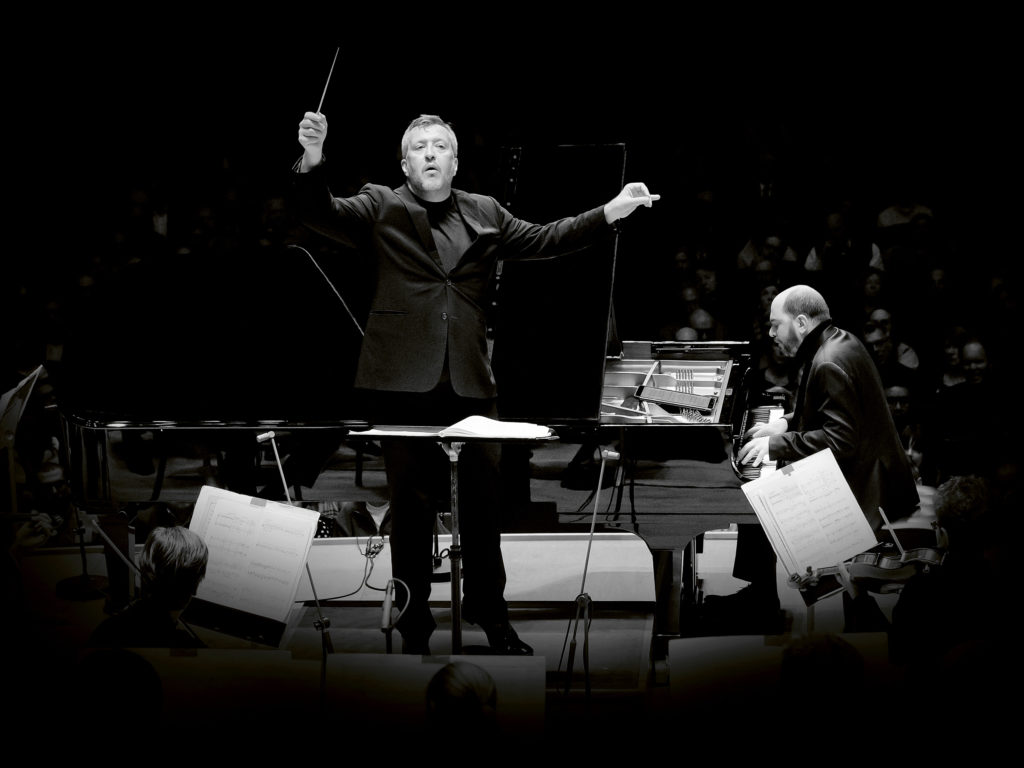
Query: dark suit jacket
[[292, 163, 612, 398], [770, 323, 920, 530]]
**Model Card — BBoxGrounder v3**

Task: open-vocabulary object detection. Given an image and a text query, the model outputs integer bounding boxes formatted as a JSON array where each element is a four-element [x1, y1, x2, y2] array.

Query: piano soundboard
[[600, 343, 740, 426]]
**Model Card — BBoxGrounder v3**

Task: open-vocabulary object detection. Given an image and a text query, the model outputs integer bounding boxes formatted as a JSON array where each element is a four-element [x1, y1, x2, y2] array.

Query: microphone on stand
[[257, 430, 334, 655], [255, 431, 291, 505], [381, 578, 394, 631]]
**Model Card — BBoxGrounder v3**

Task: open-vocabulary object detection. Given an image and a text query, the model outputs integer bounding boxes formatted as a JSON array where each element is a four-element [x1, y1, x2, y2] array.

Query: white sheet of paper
[[189, 486, 320, 623], [741, 448, 877, 575], [349, 417, 553, 440]]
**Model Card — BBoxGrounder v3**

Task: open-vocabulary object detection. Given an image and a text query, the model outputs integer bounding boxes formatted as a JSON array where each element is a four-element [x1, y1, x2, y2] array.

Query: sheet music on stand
[[183, 486, 320, 646], [349, 415, 555, 441], [740, 448, 878, 606]]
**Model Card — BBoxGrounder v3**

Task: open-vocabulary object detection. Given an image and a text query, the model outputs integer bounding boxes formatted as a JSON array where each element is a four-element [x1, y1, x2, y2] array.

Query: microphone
[[601, 449, 621, 461], [256, 431, 275, 443], [381, 579, 394, 632]]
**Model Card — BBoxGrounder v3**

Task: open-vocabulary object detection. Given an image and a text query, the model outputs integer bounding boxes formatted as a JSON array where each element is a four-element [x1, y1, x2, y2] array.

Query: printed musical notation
[[189, 487, 320, 622], [740, 448, 878, 578]]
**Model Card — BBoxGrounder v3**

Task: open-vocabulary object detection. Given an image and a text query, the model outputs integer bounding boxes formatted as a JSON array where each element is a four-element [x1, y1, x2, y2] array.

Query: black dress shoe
[[480, 622, 533, 655]]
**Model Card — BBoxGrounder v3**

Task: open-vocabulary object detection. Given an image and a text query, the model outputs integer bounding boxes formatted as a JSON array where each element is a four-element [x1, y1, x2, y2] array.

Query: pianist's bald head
[[770, 285, 832, 358], [776, 285, 831, 325]]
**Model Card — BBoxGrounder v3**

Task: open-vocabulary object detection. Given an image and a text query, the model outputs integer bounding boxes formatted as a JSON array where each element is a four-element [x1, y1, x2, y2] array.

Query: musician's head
[[401, 114, 458, 202], [425, 661, 497, 732], [139, 526, 209, 611], [769, 285, 831, 358], [934, 474, 991, 552]]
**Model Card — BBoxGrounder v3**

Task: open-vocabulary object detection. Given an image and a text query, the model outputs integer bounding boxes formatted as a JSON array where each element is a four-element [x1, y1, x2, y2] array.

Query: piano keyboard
[[735, 405, 785, 481]]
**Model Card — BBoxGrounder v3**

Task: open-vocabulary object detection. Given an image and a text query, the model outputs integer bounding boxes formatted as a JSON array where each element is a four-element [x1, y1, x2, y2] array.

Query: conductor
[[291, 110, 658, 654]]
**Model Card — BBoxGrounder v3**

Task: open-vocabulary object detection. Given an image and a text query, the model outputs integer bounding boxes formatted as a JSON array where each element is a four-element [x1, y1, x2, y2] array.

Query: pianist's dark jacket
[[770, 321, 921, 531]]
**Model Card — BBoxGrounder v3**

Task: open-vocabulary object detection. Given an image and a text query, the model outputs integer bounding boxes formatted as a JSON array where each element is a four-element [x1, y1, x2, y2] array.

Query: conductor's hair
[[780, 285, 831, 322], [401, 114, 458, 157], [138, 526, 209, 609]]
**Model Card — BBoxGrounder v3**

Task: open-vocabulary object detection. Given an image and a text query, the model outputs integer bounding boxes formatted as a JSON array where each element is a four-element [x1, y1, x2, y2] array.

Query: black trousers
[[362, 382, 507, 644]]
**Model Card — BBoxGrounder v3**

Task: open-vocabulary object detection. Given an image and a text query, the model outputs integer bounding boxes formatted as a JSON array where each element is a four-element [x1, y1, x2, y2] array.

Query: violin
[[793, 542, 947, 592]]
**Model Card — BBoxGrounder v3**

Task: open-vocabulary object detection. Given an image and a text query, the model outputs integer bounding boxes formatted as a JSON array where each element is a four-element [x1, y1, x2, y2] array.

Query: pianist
[[718, 285, 919, 632], [291, 111, 658, 655]]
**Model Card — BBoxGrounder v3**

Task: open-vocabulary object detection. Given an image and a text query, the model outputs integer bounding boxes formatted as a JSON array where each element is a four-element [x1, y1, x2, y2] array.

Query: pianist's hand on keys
[[737, 408, 787, 474]]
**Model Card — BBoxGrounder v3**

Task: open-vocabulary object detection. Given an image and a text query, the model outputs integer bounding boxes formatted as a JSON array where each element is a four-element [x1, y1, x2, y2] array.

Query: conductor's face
[[402, 124, 458, 202]]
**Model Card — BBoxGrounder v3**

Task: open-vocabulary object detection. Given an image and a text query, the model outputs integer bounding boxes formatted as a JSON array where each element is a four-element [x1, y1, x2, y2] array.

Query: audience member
[[932, 324, 970, 394], [736, 147, 798, 242], [841, 266, 888, 332], [87, 525, 209, 648], [927, 335, 1007, 484], [735, 229, 800, 277], [801, 207, 883, 300], [688, 306, 726, 341], [977, 271, 1021, 378], [862, 307, 922, 389], [656, 281, 703, 341], [693, 253, 736, 333], [874, 195, 934, 271], [885, 379, 932, 485]]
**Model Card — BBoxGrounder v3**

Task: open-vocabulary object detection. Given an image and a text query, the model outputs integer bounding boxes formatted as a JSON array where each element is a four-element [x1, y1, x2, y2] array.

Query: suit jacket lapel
[[394, 184, 444, 271], [452, 190, 484, 239]]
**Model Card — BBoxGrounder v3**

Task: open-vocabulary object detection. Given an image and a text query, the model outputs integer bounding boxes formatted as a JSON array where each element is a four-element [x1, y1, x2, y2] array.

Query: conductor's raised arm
[[297, 111, 328, 172]]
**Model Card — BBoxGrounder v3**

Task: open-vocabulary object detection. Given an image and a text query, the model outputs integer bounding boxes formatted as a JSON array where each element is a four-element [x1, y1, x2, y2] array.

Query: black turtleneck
[[414, 191, 470, 273], [792, 319, 833, 421]]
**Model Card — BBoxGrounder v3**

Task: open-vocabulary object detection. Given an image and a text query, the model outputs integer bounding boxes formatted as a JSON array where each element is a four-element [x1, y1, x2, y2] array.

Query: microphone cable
[[287, 243, 365, 338]]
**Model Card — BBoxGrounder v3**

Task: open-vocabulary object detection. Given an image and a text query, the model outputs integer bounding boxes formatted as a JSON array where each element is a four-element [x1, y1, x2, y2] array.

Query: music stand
[[349, 421, 557, 653], [1, 364, 44, 516]]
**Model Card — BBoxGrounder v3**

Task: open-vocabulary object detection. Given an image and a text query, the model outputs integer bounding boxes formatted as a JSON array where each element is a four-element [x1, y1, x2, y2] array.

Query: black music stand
[[1, 365, 44, 517], [349, 422, 557, 653]]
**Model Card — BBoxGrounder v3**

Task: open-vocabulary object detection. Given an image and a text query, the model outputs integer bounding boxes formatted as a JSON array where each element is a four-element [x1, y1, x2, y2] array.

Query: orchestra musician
[[291, 111, 658, 654], [714, 284, 920, 632]]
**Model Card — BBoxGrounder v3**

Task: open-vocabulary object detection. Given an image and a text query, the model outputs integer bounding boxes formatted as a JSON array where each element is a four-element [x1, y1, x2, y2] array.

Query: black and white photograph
[[4, 18, 1018, 758]]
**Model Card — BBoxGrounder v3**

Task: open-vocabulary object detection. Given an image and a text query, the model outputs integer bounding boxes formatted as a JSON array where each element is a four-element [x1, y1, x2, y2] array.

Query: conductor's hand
[[604, 182, 660, 224], [298, 111, 328, 172]]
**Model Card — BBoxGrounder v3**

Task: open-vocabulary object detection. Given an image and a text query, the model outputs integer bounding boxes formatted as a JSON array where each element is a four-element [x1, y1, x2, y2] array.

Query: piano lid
[[491, 143, 626, 427]]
